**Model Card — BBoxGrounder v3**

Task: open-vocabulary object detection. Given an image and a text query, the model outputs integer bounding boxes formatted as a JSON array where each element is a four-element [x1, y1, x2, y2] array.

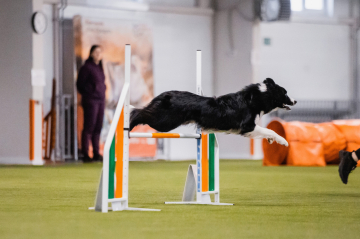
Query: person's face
[[91, 47, 103, 63]]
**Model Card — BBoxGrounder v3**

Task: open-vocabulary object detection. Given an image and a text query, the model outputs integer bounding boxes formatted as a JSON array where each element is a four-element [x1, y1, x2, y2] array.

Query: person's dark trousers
[[81, 100, 105, 158]]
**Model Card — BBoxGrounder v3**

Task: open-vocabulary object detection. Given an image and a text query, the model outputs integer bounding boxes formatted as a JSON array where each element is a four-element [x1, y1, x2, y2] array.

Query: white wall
[[213, 3, 254, 159], [252, 0, 353, 101], [253, 22, 350, 101], [61, 5, 213, 160]]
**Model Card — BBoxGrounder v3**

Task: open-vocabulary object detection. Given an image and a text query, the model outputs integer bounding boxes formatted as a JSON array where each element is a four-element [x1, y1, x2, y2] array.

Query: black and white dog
[[130, 78, 296, 146]]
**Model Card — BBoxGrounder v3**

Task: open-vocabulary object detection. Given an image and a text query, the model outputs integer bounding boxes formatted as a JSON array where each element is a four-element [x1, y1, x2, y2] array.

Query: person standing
[[76, 45, 105, 162]]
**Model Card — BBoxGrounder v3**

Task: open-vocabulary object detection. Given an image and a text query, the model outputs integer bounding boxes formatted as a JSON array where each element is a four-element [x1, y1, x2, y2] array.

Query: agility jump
[[90, 45, 233, 213]]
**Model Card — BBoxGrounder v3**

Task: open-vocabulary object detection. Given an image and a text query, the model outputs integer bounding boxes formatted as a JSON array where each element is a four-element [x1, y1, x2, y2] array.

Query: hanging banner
[[74, 16, 156, 159]]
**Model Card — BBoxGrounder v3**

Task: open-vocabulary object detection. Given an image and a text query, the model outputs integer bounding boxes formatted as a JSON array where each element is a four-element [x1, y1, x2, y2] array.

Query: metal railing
[[61, 94, 73, 159], [270, 100, 359, 123]]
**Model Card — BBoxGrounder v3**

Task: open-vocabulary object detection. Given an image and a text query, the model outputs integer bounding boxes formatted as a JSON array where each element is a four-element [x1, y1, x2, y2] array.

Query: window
[[305, 0, 323, 10], [290, 0, 333, 17], [291, 0, 303, 11]]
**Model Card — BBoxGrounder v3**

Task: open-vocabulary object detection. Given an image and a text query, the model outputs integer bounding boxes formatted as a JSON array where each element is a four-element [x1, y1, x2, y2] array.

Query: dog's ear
[[263, 78, 275, 85]]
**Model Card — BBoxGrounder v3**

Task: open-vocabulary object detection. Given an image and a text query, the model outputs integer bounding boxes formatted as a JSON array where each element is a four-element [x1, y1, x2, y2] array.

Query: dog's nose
[[293, 100, 297, 105]]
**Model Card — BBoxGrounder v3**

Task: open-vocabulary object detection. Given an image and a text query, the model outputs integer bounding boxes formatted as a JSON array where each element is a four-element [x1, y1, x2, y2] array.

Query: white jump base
[[164, 202, 233, 205]]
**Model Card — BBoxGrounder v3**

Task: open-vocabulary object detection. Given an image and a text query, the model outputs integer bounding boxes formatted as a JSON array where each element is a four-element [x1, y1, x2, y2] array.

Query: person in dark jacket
[[77, 45, 106, 162]]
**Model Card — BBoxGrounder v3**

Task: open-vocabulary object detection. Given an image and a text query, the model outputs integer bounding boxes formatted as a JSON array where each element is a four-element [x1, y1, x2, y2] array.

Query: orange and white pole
[[29, 99, 44, 165]]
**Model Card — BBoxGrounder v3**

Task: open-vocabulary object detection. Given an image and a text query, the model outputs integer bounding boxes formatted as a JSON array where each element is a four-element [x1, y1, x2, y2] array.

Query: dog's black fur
[[130, 78, 296, 135]]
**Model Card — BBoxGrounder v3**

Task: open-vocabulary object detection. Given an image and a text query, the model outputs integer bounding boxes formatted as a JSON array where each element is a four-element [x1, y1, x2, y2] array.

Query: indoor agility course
[[3, 0, 360, 239]]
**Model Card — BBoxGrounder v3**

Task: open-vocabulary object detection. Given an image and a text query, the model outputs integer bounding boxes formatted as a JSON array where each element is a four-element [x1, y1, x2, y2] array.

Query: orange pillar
[[114, 108, 124, 198], [201, 134, 209, 192]]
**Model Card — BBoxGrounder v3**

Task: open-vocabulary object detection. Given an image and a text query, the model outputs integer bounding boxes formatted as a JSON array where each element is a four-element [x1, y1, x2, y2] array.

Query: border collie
[[130, 78, 296, 146]]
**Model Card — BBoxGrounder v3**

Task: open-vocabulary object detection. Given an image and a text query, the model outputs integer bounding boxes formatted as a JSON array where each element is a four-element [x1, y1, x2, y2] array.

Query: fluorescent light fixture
[[305, 0, 323, 10], [291, 0, 303, 12], [87, 0, 149, 11]]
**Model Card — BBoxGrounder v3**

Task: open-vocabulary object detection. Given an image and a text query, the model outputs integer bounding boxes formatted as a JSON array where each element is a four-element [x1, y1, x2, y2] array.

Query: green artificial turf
[[0, 160, 360, 239]]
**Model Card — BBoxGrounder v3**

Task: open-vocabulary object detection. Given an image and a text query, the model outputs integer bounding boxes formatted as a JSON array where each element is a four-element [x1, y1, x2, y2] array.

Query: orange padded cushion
[[333, 120, 360, 166], [286, 142, 325, 166], [283, 122, 326, 166], [332, 120, 360, 147], [263, 120, 360, 167], [315, 123, 347, 164], [263, 120, 288, 166]]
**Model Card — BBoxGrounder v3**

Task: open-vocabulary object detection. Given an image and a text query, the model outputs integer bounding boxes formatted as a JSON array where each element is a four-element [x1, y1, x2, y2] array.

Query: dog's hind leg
[[146, 117, 183, 132], [130, 108, 184, 132], [130, 109, 145, 131]]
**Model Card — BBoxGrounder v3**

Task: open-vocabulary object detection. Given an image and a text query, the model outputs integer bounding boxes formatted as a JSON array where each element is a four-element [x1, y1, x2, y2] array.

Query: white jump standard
[[165, 50, 232, 206], [90, 45, 233, 213]]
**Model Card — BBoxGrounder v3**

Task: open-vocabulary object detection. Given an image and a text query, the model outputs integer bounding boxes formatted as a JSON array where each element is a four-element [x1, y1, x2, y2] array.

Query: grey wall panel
[[0, 0, 33, 160]]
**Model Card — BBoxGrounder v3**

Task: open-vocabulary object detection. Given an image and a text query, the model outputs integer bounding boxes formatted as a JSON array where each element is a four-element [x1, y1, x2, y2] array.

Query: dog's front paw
[[275, 136, 289, 147]]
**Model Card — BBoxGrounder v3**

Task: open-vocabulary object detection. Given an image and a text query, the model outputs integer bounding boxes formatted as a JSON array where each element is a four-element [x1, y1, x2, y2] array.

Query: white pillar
[[31, 0, 45, 165], [123, 44, 131, 207]]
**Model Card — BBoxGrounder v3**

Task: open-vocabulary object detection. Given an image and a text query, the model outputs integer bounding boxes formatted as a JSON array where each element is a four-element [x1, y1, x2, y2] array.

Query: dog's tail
[[130, 108, 142, 131]]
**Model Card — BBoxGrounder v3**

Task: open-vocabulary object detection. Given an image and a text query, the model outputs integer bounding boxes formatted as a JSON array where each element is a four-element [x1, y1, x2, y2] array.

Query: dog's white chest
[[255, 111, 264, 125]]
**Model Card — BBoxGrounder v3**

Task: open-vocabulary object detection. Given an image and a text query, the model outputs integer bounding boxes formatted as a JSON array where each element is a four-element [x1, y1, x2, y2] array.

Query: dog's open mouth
[[282, 104, 291, 111]]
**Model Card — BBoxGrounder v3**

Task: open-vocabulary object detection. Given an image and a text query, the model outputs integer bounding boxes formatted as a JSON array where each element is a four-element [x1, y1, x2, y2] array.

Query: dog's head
[[244, 78, 296, 113], [261, 78, 296, 112]]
